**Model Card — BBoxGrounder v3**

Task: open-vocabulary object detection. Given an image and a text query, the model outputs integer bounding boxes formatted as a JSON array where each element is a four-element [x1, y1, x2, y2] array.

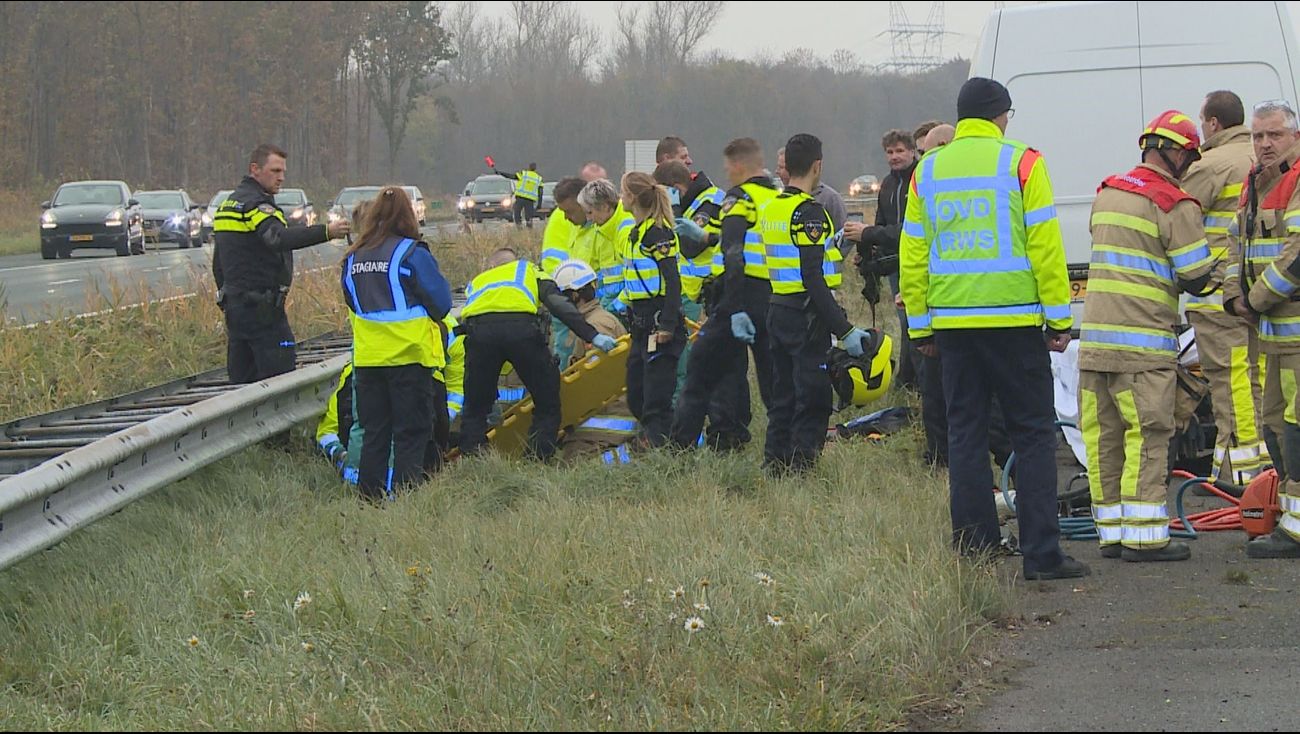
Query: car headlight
[[327, 209, 343, 224], [871, 183, 880, 192], [202, 211, 213, 225], [465, 198, 476, 208], [41, 210, 57, 229], [289, 208, 304, 219], [105, 208, 124, 227], [170, 213, 187, 225], [502, 196, 513, 207]]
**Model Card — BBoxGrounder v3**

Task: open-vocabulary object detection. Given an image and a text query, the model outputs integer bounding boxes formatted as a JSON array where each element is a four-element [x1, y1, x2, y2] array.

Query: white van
[[970, 1, 1300, 310]]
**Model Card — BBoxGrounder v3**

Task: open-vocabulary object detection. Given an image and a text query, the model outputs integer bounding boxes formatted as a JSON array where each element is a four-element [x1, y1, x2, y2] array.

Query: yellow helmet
[[828, 332, 894, 408]]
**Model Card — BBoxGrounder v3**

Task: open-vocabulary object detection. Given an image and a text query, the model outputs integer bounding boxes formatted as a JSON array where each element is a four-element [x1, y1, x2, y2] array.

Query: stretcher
[[486, 335, 632, 456]]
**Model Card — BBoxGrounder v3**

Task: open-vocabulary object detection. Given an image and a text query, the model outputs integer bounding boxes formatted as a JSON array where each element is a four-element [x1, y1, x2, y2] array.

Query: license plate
[[70, 234, 93, 242], [1070, 278, 1087, 302]]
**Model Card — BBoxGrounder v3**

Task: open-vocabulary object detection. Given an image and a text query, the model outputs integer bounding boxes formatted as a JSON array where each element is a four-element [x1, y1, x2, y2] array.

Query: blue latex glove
[[731, 312, 757, 344], [608, 297, 628, 314], [842, 327, 874, 358], [592, 334, 618, 353], [674, 216, 706, 247]]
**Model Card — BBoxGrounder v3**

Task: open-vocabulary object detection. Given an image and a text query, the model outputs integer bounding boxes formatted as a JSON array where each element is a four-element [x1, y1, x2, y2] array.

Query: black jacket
[[872, 158, 918, 257], [213, 176, 329, 294]]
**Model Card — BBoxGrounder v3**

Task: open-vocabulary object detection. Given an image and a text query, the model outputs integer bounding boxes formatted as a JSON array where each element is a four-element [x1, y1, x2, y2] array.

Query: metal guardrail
[[0, 336, 352, 571]]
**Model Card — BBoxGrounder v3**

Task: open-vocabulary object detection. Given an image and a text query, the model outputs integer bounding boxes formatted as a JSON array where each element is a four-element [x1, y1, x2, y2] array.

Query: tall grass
[[0, 438, 1009, 730], [0, 266, 346, 422], [0, 188, 42, 257], [0, 226, 1009, 729]]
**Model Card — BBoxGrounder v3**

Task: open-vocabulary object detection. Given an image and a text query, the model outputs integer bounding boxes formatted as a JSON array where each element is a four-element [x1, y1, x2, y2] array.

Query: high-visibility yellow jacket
[[900, 118, 1072, 339], [514, 170, 543, 203], [342, 236, 449, 368], [574, 202, 634, 299], [761, 189, 842, 295], [541, 208, 577, 275], [461, 259, 545, 317]]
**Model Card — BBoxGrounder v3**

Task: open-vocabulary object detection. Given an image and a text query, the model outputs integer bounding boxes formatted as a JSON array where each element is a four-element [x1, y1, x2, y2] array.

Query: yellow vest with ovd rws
[[760, 190, 842, 295], [461, 260, 543, 317], [902, 120, 1071, 334], [723, 181, 781, 280]]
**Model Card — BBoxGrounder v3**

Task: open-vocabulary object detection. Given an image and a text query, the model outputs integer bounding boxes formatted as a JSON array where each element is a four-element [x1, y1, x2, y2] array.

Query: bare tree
[[446, 1, 490, 85], [354, 1, 457, 177]]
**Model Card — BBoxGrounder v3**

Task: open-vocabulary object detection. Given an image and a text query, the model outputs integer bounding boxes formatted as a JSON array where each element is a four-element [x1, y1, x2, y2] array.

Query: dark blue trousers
[[936, 327, 1065, 575]]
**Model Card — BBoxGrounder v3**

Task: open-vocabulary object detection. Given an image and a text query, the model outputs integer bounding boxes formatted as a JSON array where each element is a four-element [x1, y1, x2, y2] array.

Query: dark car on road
[[536, 181, 558, 219], [275, 188, 316, 228], [40, 180, 144, 259], [327, 186, 382, 227], [135, 190, 204, 249], [201, 189, 233, 245], [457, 175, 515, 223]]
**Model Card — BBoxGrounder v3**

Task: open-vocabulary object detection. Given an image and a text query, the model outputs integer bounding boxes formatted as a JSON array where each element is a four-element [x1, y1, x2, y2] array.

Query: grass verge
[[0, 437, 1009, 729], [0, 266, 346, 421]]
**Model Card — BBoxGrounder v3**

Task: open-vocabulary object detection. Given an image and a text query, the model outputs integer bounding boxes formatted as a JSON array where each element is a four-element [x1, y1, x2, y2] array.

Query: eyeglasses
[[1254, 99, 1296, 114]]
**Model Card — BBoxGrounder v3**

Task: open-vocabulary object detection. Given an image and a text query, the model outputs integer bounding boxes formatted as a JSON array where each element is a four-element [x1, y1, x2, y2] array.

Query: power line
[[878, 1, 950, 74]]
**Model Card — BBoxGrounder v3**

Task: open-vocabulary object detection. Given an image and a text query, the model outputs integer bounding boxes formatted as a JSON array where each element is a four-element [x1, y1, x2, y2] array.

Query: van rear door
[[1136, 2, 1297, 125], [982, 2, 1143, 273]]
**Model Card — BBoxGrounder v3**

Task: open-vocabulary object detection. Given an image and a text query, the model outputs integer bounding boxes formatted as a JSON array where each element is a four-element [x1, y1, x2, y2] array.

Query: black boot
[[1099, 544, 1122, 559], [1023, 556, 1091, 580], [1245, 528, 1300, 559], [1122, 541, 1191, 562]]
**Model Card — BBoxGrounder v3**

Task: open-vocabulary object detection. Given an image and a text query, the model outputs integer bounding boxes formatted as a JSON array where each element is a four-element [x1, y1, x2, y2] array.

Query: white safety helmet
[[553, 259, 598, 292]]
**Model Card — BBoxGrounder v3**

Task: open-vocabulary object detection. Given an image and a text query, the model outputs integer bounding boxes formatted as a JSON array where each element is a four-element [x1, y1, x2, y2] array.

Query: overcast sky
[[474, 1, 1300, 66]]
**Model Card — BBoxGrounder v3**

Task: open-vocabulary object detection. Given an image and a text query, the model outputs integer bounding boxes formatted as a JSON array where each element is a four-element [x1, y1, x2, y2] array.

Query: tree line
[[0, 0, 969, 197]]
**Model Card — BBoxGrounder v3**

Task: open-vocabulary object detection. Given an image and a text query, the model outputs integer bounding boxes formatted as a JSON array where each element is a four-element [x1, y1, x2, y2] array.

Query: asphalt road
[[0, 220, 476, 325], [958, 488, 1300, 732]]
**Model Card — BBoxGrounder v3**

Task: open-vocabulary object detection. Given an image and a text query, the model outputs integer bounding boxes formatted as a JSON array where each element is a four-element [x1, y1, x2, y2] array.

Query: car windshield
[[471, 178, 512, 196], [135, 192, 185, 209], [209, 190, 232, 208], [275, 190, 306, 207], [53, 184, 124, 207], [337, 188, 381, 207], [402, 187, 421, 200]]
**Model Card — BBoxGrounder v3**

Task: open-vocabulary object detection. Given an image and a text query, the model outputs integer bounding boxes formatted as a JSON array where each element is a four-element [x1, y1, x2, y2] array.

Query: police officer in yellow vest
[[1080, 111, 1217, 562], [458, 248, 617, 460], [495, 162, 543, 229], [654, 159, 754, 446], [900, 78, 1089, 581], [1181, 90, 1269, 485], [620, 172, 688, 446], [213, 143, 349, 383], [341, 187, 452, 500], [762, 134, 873, 475], [672, 138, 780, 451]]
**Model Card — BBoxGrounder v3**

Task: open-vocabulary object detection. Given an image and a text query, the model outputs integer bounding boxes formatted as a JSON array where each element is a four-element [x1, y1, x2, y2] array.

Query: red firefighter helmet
[[1239, 469, 1282, 539], [1140, 110, 1202, 156]]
